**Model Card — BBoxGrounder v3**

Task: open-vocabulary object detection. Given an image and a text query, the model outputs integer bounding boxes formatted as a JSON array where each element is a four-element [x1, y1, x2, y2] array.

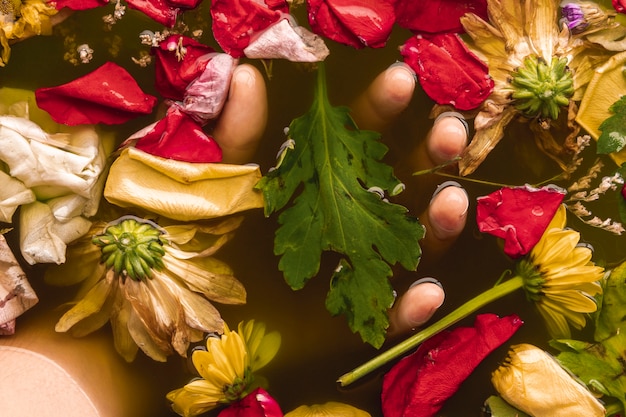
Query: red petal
[[35, 62, 157, 126], [217, 388, 283, 417], [476, 185, 566, 258], [613, 0, 626, 13], [125, 0, 178, 27], [381, 314, 523, 417], [400, 34, 493, 110], [307, 0, 395, 49], [51, 0, 108, 10], [211, 0, 287, 58], [622, 183, 626, 200], [153, 35, 215, 101], [133, 105, 222, 163], [396, 0, 488, 34], [167, 0, 201, 9]]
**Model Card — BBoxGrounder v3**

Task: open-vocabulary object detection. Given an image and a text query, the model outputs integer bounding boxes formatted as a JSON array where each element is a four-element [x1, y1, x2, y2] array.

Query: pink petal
[[35, 62, 157, 126], [400, 33, 493, 110], [307, 0, 396, 49], [125, 0, 179, 27], [476, 185, 566, 258], [381, 314, 523, 417], [133, 104, 222, 163], [153, 35, 215, 101], [396, 0, 488, 34], [211, 0, 289, 58], [217, 388, 283, 417]]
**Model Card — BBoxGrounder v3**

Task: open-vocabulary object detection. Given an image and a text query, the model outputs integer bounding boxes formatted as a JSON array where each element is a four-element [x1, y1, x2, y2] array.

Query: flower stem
[[337, 275, 524, 386]]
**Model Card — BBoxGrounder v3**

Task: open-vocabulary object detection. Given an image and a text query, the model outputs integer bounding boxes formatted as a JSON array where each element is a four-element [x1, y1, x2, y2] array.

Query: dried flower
[[492, 344, 605, 416], [46, 215, 247, 362]]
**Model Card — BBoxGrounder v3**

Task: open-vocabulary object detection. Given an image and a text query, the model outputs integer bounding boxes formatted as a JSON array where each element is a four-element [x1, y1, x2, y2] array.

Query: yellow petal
[[285, 402, 371, 417], [104, 147, 264, 221]]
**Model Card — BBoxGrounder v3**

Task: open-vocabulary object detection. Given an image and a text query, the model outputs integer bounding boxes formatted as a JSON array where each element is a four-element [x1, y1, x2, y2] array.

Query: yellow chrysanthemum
[[167, 320, 281, 417], [517, 205, 604, 338], [45, 215, 247, 362], [457, 0, 618, 175], [285, 402, 371, 417]]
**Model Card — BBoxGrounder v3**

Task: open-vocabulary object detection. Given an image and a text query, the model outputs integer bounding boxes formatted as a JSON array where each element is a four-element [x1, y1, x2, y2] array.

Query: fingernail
[[430, 180, 465, 206], [434, 111, 469, 137], [428, 182, 469, 239], [233, 66, 256, 89], [409, 277, 443, 290], [387, 61, 417, 83]]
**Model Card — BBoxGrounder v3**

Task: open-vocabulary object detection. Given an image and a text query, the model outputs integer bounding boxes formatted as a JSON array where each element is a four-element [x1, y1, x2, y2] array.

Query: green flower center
[[92, 216, 166, 281], [223, 371, 254, 404], [510, 56, 574, 120], [515, 258, 546, 302]]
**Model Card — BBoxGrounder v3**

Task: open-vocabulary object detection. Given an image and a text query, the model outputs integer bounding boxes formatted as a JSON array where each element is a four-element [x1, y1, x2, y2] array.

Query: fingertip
[[389, 278, 445, 334], [427, 182, 469, 241], [426, 114, 468, 165], [382, 63, 417, 108]]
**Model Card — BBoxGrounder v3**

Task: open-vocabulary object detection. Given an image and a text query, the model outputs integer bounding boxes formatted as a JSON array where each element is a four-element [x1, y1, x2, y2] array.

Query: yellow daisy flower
[[167, 320, 281, 417], [457, 0, 616, 175], [45, 215, 247, 362], [516, 205, 604, 338]]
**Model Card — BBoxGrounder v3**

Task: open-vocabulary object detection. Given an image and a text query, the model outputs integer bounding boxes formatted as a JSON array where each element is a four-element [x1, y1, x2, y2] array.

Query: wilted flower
[[167, 320, 281, 417], [492, 343, 605, 416], [456, 0, 612, 175], [46, 215, 247, 362]]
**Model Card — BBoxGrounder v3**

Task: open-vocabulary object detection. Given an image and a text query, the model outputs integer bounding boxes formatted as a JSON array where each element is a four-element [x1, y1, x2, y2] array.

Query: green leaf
[[550, 262, 626, 412], [598, 96, 626, 154], [256, 64, 424, 348], [483, 396, 531, 417]]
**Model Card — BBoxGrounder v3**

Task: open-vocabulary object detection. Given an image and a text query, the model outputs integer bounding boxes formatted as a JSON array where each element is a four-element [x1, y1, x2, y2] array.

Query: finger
[[388, 277, 445, 336], [419, 181, 468, 263], [213, 64, 268, 164], [350, 63, 416, 132]]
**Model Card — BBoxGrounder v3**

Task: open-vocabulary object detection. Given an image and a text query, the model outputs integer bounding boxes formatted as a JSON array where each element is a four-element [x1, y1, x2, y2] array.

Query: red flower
[[211, 0, 289, 58], [622, 182, 626, 200], [613, 0, 626, 13], [476, 185, 566, 258], [35, 62, 157, 126], [307, 0, 396, 49], [217, 388, 283, 417], [395, 0, 488, 34], [132, 104, 222, 163], [381, 314, 523, 417], [153, 35, 216, 101], [400, 33, 493, 111], [51, 0, 108, 10]]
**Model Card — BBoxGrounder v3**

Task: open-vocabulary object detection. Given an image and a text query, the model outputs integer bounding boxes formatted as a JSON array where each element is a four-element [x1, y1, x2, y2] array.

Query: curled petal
[[125, 0, 178, 27], [307, 0, 396, 49], [35, 62, 157, 125], [401, 34, 494, 111], [476, 185, 566, 258]]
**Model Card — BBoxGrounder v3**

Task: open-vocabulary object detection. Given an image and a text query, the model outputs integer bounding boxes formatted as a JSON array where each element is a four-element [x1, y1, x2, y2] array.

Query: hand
[[350, 63, 469, 336]]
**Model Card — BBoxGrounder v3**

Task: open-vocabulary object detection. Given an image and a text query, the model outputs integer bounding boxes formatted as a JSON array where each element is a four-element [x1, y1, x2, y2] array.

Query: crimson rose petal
[[381, 314, 523, 417], [211, 0, 289, 58], [395, 0, 488, 34], [307, 0, 395, 49], [35, 62, 157, 126], [133, 105, 222, 163], [401, 33, 493, 110], [153, 35, 216, 101], [613, 0, 626, 13], [217, 388, 283, 417], [52, 0, 108, 10], [125, 0, 178, 27], [476, 185, 566, 258]]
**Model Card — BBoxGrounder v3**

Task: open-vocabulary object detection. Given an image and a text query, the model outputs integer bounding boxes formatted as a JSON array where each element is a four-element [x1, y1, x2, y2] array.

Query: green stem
[[337, 275, 524, 386]]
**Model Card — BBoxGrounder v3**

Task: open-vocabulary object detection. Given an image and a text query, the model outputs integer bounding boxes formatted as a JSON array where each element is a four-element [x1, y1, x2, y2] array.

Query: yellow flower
[[457, 0, 615, 175], [492, 343, 605, 417], [167, 320, 281, 417], [1, 0, 57, 66], [517, 205, 604, 338], [285, 402, 371, 417], [45, 215, 247, 362]]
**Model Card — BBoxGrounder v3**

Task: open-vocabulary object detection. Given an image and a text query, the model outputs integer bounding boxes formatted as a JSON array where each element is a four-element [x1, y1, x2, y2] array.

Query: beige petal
[[55, 278, 113, 332], [126, 307, 170, 362], [525, 0, 557, 62], [111, 296, 139, 362], [0, 171, 35, 223], [104, 147, 264, 221]]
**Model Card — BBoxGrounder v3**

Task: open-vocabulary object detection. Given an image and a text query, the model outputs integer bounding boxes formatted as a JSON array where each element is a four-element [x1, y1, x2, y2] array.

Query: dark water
[[1, 4, 625, 417]]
